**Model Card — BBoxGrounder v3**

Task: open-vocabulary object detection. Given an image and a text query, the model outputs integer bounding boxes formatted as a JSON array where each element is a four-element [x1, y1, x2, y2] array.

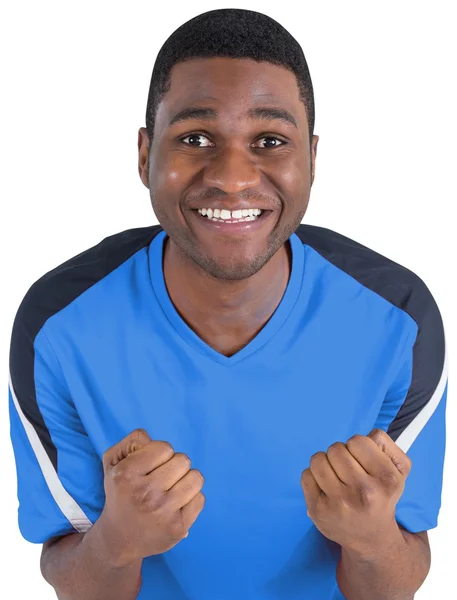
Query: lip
[[189, 208, 275, 235]]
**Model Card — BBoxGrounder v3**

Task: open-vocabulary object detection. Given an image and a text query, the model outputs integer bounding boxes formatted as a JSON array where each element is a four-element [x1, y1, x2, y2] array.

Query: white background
[[1, 1, 455, 597]]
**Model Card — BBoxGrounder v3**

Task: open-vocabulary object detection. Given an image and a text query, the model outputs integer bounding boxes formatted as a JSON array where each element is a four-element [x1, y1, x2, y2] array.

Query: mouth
[[190, 207, 274, 233]]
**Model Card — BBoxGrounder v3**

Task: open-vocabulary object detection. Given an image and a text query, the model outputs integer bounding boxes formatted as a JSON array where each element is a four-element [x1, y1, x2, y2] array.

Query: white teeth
[[197, 207, 264, 222]]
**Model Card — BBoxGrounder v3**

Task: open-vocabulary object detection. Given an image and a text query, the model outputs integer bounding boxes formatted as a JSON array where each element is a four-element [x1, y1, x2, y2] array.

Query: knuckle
[[327, 442, 344, 455], [191, 469, 204, 482], [156, 441, 174, 458], [301, 468, 311, 484], [310, 451, 325, 465], [346, 434, 366, 452], [189, 470, 204, 488], [132, 427, 149, 439], [370, 428, 386, 444], [141, 486, 167, 512], [175, 452, 191, 468], [128, 428, 150, 451], [180, 470, 203, 492], [192, 492, 206, 515], [372, 427, 386, 438], [379, 470, 399, 488], [347, 434, 364, 445], [168, 513, 186, 538], [309, 452, 327, 476], [358, 484, 376, 505], [111, 462, 134, 484]]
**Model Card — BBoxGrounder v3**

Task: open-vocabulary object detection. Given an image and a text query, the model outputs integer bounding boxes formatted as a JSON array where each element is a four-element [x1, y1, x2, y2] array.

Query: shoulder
[[9, 225, 163, 353], [294, 223, 443, 333]]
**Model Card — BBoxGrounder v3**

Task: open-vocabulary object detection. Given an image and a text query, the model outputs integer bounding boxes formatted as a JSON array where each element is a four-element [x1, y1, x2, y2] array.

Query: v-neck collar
[[147, 230, 305, 367]]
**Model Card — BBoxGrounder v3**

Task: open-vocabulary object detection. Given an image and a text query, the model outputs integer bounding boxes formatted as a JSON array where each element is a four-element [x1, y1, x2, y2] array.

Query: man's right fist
[[96, 428, 205, 567]]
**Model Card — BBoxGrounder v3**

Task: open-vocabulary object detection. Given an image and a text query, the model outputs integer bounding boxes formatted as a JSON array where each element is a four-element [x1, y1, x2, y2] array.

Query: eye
[[252, 136, 286, 149], [180, 134, 214, 147]]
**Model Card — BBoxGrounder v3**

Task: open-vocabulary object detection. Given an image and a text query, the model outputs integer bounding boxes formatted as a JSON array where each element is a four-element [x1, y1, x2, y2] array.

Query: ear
[[310, 135, 319, 186], [138, 127, 150, 189]]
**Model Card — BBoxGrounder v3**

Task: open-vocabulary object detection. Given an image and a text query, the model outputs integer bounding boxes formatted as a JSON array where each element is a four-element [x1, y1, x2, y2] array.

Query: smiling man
[[8, 8, 447, 600]]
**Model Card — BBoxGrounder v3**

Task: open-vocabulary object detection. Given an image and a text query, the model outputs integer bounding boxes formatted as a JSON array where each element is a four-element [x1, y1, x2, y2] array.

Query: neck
[[162, 238, 292, 357]]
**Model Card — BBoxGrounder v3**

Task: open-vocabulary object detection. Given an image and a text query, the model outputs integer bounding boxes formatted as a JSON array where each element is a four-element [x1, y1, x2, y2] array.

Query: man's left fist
[[300, 428, 412, 553]]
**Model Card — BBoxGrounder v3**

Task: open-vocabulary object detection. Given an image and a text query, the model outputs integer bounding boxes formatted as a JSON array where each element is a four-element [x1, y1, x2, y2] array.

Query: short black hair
[[145, 8, 315, 144]]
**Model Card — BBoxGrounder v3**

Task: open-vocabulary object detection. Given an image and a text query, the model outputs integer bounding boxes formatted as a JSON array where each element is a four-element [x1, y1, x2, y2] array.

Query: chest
[[64, 309, 399, 459], [60, 316, 401, 596]]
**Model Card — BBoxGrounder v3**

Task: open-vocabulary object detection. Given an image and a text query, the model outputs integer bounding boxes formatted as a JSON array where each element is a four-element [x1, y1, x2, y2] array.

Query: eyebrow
[[168, 106, 298, 129]]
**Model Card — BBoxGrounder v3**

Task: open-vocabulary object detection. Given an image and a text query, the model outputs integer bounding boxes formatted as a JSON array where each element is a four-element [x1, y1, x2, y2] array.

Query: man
[[8, 8, 447, 600]]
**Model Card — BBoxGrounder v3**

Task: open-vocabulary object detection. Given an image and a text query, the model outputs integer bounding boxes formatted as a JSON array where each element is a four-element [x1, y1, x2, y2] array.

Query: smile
[[191, 207, 273, 233], [197, 207, 263, 223]]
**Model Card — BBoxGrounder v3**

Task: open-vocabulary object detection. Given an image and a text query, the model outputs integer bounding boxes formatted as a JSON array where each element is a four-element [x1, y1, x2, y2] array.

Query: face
[[138, 57, 319, 280]]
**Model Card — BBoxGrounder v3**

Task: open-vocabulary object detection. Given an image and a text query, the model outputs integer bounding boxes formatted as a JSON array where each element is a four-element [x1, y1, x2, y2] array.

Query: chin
[[197, 253, 271, 281]]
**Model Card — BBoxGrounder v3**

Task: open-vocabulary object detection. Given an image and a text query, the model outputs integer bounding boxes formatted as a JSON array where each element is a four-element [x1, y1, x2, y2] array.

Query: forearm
[[40, 517, 143, 600], [336, 522, 431, 600]]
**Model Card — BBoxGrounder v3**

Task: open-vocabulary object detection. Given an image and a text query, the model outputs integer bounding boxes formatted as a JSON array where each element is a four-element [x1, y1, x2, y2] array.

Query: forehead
[[156, 57, 305, 123]]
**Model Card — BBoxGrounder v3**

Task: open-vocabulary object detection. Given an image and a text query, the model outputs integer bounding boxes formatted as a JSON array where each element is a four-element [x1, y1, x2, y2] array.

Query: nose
[[202, 145, 261, 194]]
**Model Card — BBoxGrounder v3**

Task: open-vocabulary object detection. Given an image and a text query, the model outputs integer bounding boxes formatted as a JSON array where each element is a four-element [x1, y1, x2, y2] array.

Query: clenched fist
[[301, 428, 412, 555], [96, 428, 205, 567]]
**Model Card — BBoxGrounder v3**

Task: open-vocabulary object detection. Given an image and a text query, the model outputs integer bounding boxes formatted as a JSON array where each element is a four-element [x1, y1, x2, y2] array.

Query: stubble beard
[[152, 197, 307, 282]]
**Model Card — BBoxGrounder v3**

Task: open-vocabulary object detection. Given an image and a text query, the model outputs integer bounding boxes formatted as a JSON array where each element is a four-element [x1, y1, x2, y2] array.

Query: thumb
[[103, 428, 152, 472]]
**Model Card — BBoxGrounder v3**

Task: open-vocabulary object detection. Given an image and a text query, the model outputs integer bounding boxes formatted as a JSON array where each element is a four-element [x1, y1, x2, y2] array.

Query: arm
[[301, 279, 447, 599], [39, 426, 205, 600], [40, 519, 142, 600], [336, 525, 430, 600], [336, 279, 446, 599], [8, 297, 128, 595], [9, 312, 203, 599]]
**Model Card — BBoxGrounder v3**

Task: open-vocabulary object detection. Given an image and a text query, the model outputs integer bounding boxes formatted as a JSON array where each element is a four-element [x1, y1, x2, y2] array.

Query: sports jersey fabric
[[8, 224, 447, 599]]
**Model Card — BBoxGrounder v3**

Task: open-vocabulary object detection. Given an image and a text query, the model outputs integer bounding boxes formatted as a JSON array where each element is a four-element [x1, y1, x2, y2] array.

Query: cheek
[[277, 162, 310, 201], [282, 168, 307, 188], [161, 168, 181, 189], [150, 153, 188, 194]]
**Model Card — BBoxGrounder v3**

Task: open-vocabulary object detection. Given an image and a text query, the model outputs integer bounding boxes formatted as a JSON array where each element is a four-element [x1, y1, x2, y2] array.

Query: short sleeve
[[9, 322, 105, 544], [374, 286, 448, 533]]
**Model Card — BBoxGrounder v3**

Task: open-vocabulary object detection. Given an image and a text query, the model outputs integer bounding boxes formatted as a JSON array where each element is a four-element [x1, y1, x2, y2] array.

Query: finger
[[148, 453, 192, 491], [368, 429, 412, 477], [181, 492, 206, 533], [107, 440, 175, 477], [326, 442, 369, 485], [301, 467, 323, 514], [167, 469, 204, 510], [103, 428, 153, 471], [309, 451, 344, 496], [346, 434, 399, 480]]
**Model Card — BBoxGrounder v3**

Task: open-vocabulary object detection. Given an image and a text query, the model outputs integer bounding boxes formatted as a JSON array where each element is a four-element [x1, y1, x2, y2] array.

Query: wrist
[[341, 518, 406, 562], [87, 512, 140, 570]]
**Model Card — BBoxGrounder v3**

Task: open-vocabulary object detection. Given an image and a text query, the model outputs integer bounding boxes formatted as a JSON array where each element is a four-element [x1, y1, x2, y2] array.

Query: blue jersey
[[8, 224, 447, 599]]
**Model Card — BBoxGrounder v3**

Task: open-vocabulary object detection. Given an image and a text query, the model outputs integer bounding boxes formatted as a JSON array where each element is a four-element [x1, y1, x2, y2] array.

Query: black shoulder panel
[[9, 225, 163, 469], [295, 224, 446, 441]]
